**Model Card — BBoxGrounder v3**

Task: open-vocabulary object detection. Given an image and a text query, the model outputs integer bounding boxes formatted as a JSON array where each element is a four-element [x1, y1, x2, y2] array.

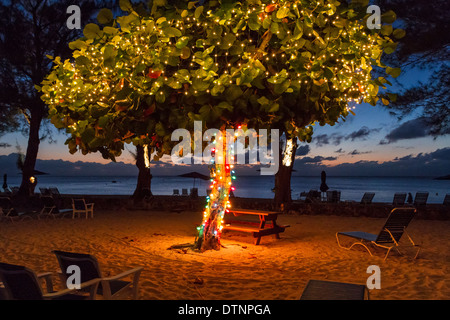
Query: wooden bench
[[222, 209, 289, 245]]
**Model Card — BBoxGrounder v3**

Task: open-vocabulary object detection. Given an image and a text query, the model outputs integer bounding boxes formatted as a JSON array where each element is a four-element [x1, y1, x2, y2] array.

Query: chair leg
[[336, 233, 374, 256]]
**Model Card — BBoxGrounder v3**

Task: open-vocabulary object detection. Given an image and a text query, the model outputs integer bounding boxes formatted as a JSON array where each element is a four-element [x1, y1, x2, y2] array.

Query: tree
[[0, 0, 112, 196], [376, 0, 450, 136], [41, 0, 399, 251]]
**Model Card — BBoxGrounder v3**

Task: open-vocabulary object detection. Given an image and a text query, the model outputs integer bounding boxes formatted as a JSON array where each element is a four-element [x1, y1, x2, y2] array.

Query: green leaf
[[83, 23, 101, 39], [97, 8, 113, 24], [103, 26, 118, 35], [257, 96, 270, 106], [268, 102, 279, 112], [381, 10, 397, 23], [386, 66, 401, 78], [163, 27, 182, 37], [381, 25, 393, 36], [176, 36, 189, 49], [194, 6, 204, 19], [392, 28, 406, 39], [119, 0, 133, 12], [276, 7, 290, 19]]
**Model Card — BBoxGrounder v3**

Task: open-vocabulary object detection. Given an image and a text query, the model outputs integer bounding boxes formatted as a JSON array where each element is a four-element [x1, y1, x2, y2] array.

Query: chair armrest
[[43, 278, 101, 300], [102, 267, 143, 282], [37, 272, 55, 293]]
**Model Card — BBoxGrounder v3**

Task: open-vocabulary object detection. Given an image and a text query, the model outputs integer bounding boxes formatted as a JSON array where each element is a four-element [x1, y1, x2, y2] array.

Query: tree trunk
[[132, 145, 152, 201], [18, 109, 43, 196], [195, 130, 233, 251], [274, 137, 298, 210]]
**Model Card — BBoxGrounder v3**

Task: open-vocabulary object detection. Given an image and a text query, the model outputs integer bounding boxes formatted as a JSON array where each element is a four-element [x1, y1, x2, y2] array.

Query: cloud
[[345, 127, 381, 141], [380, 118, 429, 144], [293, 148, 450, 177], [334, 148, 345, 154], [295, 145, 311, 156], [348, 149, 372, 155], [314, 126, 381, 146], [297, 156, 337, 164]]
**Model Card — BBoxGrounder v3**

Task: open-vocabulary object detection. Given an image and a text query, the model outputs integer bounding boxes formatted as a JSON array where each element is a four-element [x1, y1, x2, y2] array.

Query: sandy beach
[[0, 209, 449, 300]]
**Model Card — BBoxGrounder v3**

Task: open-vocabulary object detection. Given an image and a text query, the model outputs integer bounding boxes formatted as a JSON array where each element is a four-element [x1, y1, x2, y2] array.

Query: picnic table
[[222, 209, 289, 245]]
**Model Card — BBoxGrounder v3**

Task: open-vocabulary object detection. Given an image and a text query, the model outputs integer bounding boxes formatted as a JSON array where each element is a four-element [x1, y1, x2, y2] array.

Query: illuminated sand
[[0, 210, 448, 300]]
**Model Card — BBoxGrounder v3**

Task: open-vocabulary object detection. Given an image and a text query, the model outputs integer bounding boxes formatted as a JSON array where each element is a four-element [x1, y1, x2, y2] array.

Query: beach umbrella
[[2, 174, 7, 189], [320, 170, 329, 193], [178, 171, 210, 187]]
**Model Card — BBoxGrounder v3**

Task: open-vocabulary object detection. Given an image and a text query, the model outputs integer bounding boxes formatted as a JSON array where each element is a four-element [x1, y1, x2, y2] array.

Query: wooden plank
[[230, 209, 281, 216]]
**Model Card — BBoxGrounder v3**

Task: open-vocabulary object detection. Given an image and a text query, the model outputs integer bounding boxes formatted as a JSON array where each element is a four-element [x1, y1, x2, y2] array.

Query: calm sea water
[[4, 175, 450, 204]]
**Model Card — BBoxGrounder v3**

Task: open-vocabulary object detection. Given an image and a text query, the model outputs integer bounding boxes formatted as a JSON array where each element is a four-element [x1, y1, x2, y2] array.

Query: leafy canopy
[[41, 0, 401, 161]]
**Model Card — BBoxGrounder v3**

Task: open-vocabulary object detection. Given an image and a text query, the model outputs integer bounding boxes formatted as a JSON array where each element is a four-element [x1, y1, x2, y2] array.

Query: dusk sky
[[0, 51, 448, 176]]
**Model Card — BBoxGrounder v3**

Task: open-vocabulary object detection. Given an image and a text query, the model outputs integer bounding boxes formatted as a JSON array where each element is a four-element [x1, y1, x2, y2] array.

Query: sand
[[0, 209, 449, 300]]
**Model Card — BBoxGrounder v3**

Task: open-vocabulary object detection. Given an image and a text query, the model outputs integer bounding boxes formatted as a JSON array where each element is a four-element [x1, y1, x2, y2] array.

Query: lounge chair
[[360, 192, 375, 205], [0, 197, 34, 222], [52, 250, 143, 300], [326, 190, 341, 203], [38, 196, 73, 219], [302, 190, 321, 203], [181, 188, 188, 196], [39, 187, 51, 196], [0, 262, 100, 300], [72, 198, 94, 219], [172, 189, 180, 196], [190, 187, 198, 198], [49, 187, 61, 197], [443, 194, 450, 206], [300, 279, 369, 300], [336, 207, 420, 260], [414, 192, 429, 206], [392, 193, 406, 206]]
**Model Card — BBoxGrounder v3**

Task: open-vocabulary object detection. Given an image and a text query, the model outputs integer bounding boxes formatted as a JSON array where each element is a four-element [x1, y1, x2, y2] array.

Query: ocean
[[3, 175, 450, 204]]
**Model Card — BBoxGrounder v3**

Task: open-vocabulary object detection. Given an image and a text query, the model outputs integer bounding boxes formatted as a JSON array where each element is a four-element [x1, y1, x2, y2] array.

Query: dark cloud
[[334, 148, 345, 154], [293, 148, 450, 177], [297, 156, 337, 164], [348, 149, 372, 155], [345, 127, 381, 141], [296, 145, 311, 156], [314, 126, 381, 146], [380, 118, 429, 144]]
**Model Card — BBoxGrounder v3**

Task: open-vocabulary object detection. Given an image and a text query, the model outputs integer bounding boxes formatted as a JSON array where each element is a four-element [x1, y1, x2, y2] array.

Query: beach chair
[[38, 196, 72, 219], [300, 279, 369, 300], [190, 187, 198, 198], [39, 187, 51, 196], [414, 192, 429, 206], [392, 193, 406, 206], [360, 192, 375, 205], [0, 262, 100, 300], [172, 189, 180, 196], [49, 187, 61, 197], [72, 198, 94, 219], [326, 190, 341, 203], [181, 188, 188, 196], [0, 197, 34, 222], [443, 194, 450, 206], [52, 250, 143, 300], [336, 207, 420, 260], [304, 190, 321, 203]]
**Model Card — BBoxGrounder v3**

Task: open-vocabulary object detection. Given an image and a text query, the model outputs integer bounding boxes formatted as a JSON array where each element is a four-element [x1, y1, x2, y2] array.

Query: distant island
[[434, 175, 450, 180]]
